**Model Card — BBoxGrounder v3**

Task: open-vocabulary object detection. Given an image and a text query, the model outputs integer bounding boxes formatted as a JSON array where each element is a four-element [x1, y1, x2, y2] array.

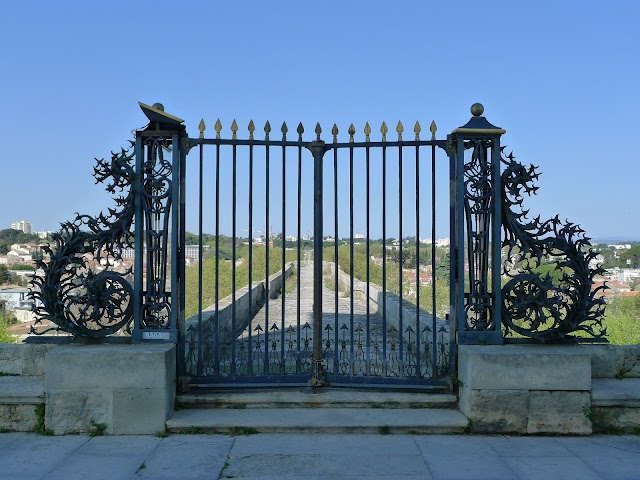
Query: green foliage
[[620, 245, 640, 269], [33, 404, 53, 436], [0, 311, 17, 344], [89, 421, 108, 437], [155, 431, 170, 438], [603, 295, 640, 345], [228, 426, 258, 436], [0, 229, 40, 255], [0, 264, 8, 283], [9, 264, 35, 271], [184, 243, 297, 318]]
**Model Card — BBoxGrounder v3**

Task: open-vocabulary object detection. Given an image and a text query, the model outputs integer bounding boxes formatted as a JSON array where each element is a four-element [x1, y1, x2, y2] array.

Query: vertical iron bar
[[415, 144, 420, 378], [431, 143, 437, 375], [382, 145, 387, 367], [214, 143, 220, 376], [281, 140, 286, 373], [312, 141, 325, 384], [296, 140, 302, 373], [248, 143, 254, 375], [455, 137, 466, 341], [264, 142, 270, 375], [171, 134, 180, 336], [365, 144, 371, 374], [491, 137, 502, 339], [197, 142, 204, 376], [333, 147, 339, 375], [133, 137, 143, 340], [231, 142, 237, 375], [178, 140, 187, 380], [349, 145, 354, 369], [398, 144, 403, 376]]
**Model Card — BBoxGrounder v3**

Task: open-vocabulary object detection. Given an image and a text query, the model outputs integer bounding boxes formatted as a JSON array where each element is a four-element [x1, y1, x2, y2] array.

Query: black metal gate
[[176, 114, 466, 389]]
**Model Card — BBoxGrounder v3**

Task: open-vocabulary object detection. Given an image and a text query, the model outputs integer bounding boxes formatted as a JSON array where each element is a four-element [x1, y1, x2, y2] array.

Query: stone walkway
[[1, 433, 639, 479]]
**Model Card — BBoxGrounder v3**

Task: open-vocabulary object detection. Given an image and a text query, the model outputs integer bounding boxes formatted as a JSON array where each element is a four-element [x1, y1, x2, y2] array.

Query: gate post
[[309, 128, 327, 386], [132, 102, 187, 345], [450, 103, 505, 345]]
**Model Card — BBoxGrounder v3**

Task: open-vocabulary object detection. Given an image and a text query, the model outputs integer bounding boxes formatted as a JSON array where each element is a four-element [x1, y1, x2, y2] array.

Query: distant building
[[10, 220, 32, 234]]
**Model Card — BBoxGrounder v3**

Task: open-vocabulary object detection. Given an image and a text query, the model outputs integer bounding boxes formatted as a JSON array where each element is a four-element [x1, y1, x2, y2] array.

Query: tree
[[620, 245, 640, 269], [0, 264, 8, 284]]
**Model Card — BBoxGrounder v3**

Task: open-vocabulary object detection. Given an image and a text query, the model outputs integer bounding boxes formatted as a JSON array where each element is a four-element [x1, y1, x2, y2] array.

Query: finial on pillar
[[470, 103, 484, 117]]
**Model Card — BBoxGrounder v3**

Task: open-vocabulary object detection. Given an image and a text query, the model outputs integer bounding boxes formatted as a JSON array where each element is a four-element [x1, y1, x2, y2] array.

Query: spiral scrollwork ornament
[[29, 144, 136, 337], [501, 149, 607, 342]]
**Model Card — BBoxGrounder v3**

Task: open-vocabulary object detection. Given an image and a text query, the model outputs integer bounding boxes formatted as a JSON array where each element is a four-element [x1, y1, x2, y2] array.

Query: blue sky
[[1, 1, 638, 241]]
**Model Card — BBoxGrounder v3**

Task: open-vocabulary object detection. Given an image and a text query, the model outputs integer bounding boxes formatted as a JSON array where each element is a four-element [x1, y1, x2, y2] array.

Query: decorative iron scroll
[[30, 145, 135, 337], [501, 149, 607, 342], [463, 139, 494, 331]]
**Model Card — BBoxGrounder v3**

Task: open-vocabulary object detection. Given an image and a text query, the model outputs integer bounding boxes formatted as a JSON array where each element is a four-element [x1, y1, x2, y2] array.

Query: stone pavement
[[0, 433, 639, 480]]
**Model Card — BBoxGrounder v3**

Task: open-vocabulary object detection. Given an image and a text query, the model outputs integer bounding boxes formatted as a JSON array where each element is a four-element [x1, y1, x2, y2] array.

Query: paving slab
[[167, 407, 468, 434], [133, 435, 234, 480], [222, 453, 433, 478], [559, 436, 640, 480], [485, 436, 575, 457], [0, 434, 88, 479], [501, 456, 602, 480], [230, 433, 421, 456], [43, 436, 161, 480]]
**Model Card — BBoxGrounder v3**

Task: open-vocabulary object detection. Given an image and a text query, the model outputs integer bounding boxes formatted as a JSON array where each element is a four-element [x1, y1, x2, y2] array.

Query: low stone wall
[[185, 263, 293, 345], [0, 344, 54, 432]]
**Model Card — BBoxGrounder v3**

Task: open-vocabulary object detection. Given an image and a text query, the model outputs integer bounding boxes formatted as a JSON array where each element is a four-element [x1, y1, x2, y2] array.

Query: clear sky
[[1, 1, 638, 242]]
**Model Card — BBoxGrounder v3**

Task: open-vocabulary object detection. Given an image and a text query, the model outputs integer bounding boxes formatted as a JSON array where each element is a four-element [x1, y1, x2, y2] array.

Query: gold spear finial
[[315, 122, 322, 141], [429, 120, 437, 140], [381, 121, 388, 142], [231, 119, 238, 140], [198, 119, 206, 139], [214, 119, 222, 139], [348, 123, 356, 143], [396, 121, 404, 141], [364, 122, 371, 142], [331, 124, 339, 143], [414, 121, 421, 141], [248, 120, 255, 140]]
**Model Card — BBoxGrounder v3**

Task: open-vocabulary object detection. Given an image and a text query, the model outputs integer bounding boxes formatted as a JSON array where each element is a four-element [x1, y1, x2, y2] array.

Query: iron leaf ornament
[[29, 144, 136, 337], [500, 148, 607, 342]]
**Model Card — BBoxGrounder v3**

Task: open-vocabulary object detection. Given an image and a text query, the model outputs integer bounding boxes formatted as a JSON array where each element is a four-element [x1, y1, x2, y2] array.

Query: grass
[[228, 426, 258, 436], [602, 296, 640, 345], [33, 405, 53, 436], [0, 372, 18, 377], [185, 245, 297, 318], [89, 421, 108, 437]]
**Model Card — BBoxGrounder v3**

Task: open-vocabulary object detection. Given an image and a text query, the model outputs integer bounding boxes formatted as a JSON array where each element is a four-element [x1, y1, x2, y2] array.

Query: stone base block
[[592, 407, 640, 433], [0, 404, 38, 432], [459, 387, 528, 434], [459, 345, 591, 391], [45, 344, 176, 435], [527, 391, 591, 434]]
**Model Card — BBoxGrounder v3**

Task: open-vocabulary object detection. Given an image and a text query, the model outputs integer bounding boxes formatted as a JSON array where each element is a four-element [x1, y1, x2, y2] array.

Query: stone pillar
[[458, 345, 592, 434], [45, 344, 175, 435]]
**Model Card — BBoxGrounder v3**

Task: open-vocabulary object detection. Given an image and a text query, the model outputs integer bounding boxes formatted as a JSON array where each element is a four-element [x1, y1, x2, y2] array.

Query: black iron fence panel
[[181, 119, 455, 388]]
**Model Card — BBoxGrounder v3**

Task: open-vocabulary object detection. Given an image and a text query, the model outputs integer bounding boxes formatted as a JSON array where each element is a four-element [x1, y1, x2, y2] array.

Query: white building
[[10, 220, 32, 234]]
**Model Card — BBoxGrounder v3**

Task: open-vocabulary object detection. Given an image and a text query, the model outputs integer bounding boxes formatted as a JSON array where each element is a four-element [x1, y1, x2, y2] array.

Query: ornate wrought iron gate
[[31, 101, 607, 392]]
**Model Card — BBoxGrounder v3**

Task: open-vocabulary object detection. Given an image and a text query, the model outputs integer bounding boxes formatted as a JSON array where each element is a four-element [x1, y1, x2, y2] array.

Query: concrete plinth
[[458, 345, 592, 434], [45, 344, 176, 435]]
